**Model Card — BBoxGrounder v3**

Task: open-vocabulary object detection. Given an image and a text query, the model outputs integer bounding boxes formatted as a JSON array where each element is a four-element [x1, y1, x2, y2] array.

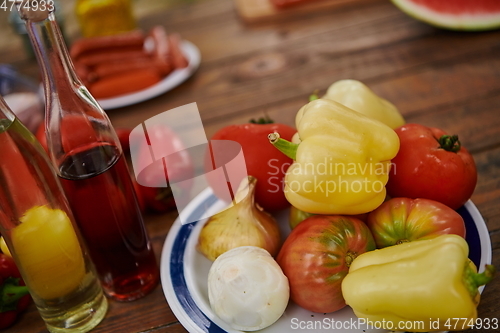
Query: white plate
[[160, 188, 492, 333], [96, 40, 201, 110]]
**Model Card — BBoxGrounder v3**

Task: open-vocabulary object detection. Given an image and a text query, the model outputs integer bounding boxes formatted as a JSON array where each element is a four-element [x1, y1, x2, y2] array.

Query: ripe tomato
[[0, 253, 31, 329], [131, 125, 193, 214], [277, 215, 375, 313], [387, 124, 477, 210], [209, 121, 296, 212], [35, 123, 48, 152], [366, 197, 466, 248], [115, 128, 132, 152]]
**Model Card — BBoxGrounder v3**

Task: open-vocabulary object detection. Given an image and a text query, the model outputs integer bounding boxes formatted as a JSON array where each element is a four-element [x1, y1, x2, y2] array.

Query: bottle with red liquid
[[19, 2, 159, 301]]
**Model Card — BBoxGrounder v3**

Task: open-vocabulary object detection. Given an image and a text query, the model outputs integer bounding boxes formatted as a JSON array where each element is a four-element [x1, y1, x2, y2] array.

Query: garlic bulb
[[198, 176, 281, 261], [208, 246, 290, 331]]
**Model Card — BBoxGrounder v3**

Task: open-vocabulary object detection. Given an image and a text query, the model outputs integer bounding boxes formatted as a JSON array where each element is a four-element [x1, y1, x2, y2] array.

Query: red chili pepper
[[0, 253, 31, 329]]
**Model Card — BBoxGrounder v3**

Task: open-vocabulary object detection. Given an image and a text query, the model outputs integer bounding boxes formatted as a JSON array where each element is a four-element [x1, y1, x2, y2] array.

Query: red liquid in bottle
[[59, 143, 159, 301]]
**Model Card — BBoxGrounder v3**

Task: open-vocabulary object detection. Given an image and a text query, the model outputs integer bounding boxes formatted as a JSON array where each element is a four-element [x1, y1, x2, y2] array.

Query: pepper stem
[[268, 132, 298, 160], [1, 277, 30, 311], [463, 264, 496, 299], [438, 134, 461, 152], [309, 90, 320, 102]]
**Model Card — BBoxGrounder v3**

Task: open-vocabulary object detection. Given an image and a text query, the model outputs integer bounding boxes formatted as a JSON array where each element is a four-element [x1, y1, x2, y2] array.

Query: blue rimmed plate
[[160, 188, 492, 333]]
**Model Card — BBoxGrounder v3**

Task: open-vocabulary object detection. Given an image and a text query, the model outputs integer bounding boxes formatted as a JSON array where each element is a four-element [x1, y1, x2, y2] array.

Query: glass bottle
[[75, 0, 137, 38], [18, 3, 159, 301], [0, 94, 107, 333], [8, 0, 66, 59]]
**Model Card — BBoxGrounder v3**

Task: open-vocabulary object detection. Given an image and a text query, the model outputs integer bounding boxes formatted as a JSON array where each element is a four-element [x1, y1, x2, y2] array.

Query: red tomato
[[115, 128, 132, 152], [209, 121, 296, 212], [135, 183, 176, 214], [132, 125, 193, 214], [366, 197, 466, 248], [0, 254, 31, 329], [387, 124, 477, 210], [277, 215, 375, 313], [35, 123, 48, 153], [0, 253, 22, 279]]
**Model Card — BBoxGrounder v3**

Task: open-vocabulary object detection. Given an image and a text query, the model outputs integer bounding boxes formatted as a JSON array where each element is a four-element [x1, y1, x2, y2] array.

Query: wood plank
[[402, 94, 500, 153], [109, 19, 500, 139], [233, 0, 367, 23], [141, 0, 410, 64], [10, 287, 181, 333], [145, 323, 189, 333], [186, 34, 500, 121], [470, 147, 500, 229], [109, 41, 500, 153]]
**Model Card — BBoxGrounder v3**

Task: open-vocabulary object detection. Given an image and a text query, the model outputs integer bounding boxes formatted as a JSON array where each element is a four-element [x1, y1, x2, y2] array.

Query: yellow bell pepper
[[322, 79, 405, 129], [268, 98, 399, 215], [341, 235, 495, 332]]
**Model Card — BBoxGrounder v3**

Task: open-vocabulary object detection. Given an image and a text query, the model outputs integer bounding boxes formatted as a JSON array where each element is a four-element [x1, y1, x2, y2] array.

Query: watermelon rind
[[391, 0, 500, 31]]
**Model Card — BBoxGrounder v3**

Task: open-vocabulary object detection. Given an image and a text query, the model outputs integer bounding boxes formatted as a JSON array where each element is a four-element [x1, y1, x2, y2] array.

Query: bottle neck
[[20, 6, 122, 168], [24, 12, 84, 115]]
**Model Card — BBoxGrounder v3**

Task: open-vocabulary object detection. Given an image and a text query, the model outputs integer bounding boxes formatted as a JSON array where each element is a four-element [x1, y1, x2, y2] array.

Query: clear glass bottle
[[75, 0, 137, 38], [0, 95, 107, 333], [18, 3, 159, 301], [8, 0, 66, 59]]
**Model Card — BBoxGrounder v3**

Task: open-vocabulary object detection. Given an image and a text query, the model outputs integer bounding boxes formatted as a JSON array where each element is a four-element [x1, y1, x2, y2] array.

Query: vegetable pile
[[197, 79, 495, 331]]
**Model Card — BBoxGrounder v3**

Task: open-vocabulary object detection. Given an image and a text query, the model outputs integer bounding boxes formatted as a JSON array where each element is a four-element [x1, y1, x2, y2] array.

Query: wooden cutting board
[[234, 0, 361, 23]]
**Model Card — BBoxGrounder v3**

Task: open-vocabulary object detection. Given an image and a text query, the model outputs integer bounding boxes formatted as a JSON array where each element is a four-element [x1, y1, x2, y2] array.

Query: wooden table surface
[[3, 0, 500, 332]]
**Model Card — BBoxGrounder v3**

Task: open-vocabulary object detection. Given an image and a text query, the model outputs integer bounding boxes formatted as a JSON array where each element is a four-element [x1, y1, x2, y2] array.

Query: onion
[[197, 176, 281, 261], [208, 246, 290, 331]]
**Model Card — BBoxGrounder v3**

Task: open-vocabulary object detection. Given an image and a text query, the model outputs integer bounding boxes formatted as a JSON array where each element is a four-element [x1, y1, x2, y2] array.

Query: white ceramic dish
[[97, 40, 201, 110], [160, 188, 492, 333]]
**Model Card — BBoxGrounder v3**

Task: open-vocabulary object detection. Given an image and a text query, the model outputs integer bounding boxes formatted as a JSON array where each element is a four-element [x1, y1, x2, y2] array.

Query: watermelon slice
[[391, 0, 500, 31]]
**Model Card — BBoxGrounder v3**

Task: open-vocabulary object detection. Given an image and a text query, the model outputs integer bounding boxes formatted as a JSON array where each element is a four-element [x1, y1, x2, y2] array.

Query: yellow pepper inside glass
[[13, 206, 85, 300]]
